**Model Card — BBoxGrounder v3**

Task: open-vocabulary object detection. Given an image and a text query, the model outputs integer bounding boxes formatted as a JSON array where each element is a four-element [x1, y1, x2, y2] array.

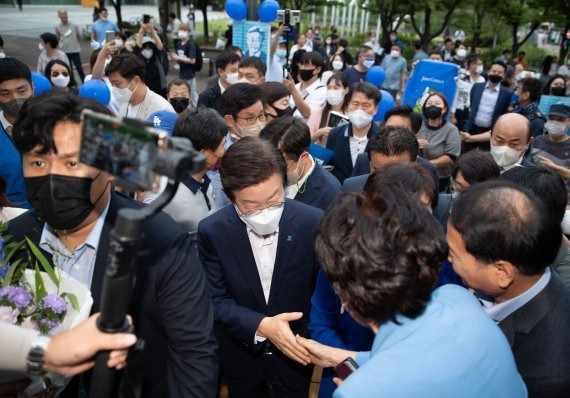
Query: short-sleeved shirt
[[37, 49, 70, 74], [531, 135, 570, 200], [417, 122, 461, 178], [381, 56, 407, 91], [55, 22, 81, 53], [291, 79, 327, 123], [343, 67, 367, 86], [91, 19, 119, 44], [176, 40, 197, 80]]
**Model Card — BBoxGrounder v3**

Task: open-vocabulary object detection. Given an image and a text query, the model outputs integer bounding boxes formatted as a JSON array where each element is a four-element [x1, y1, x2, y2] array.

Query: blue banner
[[309, 143, 335, 166], [538, 95, 570, 116], [402, 60, 459, 114], [232, 21, 271, 64]]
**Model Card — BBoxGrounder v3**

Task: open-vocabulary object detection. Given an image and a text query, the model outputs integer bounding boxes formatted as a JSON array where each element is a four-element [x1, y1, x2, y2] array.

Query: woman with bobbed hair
[[301, 185, 526, 398]]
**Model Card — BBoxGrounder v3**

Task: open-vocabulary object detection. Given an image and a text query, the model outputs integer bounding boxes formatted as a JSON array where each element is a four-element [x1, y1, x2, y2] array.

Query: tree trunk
[[201, 7, 209, 42], [471, 3, 484, 52], [422, 8, 432, 51], [511, 23, 519, 54]]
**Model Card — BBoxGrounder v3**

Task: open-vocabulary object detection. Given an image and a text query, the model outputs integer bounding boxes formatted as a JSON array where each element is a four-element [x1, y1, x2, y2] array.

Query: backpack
[[191, 40, 203, 72]]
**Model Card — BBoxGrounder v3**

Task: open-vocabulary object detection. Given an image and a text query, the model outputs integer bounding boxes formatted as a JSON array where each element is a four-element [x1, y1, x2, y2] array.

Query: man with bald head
[[461, 113, 533, 171], [55, 9, 85, 81], [448, 180, 570, 397]]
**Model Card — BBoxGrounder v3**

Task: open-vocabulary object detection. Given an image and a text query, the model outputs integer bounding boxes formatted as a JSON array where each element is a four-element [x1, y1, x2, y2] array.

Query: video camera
[[80, 110, 205, 193], [80, 110, 205, 398], [277, 9, 301, 31]]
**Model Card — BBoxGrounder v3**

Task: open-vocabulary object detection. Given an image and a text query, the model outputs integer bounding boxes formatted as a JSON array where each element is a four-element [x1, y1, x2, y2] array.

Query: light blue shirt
[[380, 56, 407, 91], [340, 285, 527, 398], [474, 83, 500, 128], [91, 19, 120, 44], [39, 199, 110, 288], [481, 267, 551, 322]]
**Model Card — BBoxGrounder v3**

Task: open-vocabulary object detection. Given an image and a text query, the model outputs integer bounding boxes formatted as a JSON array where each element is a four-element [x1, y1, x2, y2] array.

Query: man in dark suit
[[343, 126, 450, 227], [259, 115, 341, 211], [326, 82, 381, 183], [197, 137, 322, 397], [449, 180, 570, 397], [197, 50, 241, 115], [462, 61, 512, 152], [8, 91, 218, 397]]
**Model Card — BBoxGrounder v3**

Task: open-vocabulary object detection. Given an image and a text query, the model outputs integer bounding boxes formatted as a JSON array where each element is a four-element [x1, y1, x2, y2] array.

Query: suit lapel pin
[[287, 235, 293, 242]]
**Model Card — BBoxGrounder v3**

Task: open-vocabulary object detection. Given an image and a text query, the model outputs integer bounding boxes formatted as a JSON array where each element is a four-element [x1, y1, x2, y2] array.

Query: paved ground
[[0, 4, 227, 91]]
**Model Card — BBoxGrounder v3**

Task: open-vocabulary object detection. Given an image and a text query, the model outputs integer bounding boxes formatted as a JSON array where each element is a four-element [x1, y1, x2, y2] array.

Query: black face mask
[[0, 98, 27, 119], [25, 174, 95, 231], [424, 105, 443, 120], [488, 74, 503, 84], [170, 97, 190, 114], [274, 106, 294, 117], [551, 86, 566, 96], [299, 69, 316, 82]]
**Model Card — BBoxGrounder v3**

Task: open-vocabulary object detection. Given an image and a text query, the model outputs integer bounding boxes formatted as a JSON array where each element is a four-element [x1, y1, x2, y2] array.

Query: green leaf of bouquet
[[61, 292, 81, 312], [26, 237, 59, 287], [1, 241, 24, 267], [34, 263, 47, 300], [2, 258, 23, 286]]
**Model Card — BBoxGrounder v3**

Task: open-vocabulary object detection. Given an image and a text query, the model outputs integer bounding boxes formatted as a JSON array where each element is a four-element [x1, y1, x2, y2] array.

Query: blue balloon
[[31, 72, 52, 96], [225, 0, 247, 21], [259, 0, 280, 23], [79, 79, 111, 106], [366, 66, 386, 88], [374, 90, 395, 121]]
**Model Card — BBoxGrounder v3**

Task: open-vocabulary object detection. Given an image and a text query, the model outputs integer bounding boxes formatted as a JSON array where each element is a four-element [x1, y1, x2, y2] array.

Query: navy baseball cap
[[549, 103, 570, 118]]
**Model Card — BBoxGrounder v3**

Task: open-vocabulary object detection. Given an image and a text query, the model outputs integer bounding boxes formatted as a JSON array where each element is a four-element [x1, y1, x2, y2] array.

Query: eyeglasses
[[236, 113, 266, 125], [236, 201, 285, 217]]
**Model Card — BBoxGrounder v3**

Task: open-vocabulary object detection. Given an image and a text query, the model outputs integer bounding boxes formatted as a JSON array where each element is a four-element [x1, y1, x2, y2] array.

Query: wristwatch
[[26, 334, 51, 377]]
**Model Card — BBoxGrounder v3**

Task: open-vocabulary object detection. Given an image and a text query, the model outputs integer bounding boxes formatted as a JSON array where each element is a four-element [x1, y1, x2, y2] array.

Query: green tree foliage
[[409, 0, 464, 51]]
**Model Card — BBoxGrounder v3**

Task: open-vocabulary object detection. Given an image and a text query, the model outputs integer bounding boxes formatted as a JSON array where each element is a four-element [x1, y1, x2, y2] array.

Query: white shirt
[[126, 101, 143, 118], [0, 110, 13, 137], [480, 268, 551, 322], [248, 226, 279, 343], [289, 43, 313, 60], [218, 79, 227, 95], [364, 40, 384, 56], [39, 199, 110, 288], [286, 156, 316, 199], [474, 83, 500, 128], [267, 54, 285, 83], [453, 75, 485, 112], [349, 134, 369, 166], [291, 79, 326, 122]]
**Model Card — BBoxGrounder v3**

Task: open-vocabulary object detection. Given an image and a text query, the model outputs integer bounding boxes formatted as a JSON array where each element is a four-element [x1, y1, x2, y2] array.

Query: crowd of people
[[1, 6, 570, 398]]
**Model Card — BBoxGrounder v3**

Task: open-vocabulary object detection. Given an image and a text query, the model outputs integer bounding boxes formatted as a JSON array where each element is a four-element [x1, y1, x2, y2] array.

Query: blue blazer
[[8, 192, 218, 397], [0, 123, 28, 207], [197, 199, 322, 388], [309, 270, 375, 398], [326, 123, 380, 183], [464, 83, 512, 132], [350, 153, 440, 180], [336, 285, 527, 398], [295, 163, 342, 211]]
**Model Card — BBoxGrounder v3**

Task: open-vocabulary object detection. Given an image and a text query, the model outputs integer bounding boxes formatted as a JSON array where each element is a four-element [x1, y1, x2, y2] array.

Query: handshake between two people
[[256, 312, 356, 369]]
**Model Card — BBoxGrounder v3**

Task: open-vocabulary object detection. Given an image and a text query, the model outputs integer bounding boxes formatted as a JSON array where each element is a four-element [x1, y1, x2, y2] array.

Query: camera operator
[[7, 90, 218, 398]]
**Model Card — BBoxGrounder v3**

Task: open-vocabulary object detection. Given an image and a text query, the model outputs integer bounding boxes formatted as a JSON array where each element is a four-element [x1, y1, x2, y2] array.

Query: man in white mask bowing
[[197, 137, 322, 397], [489, 113, 534, 172], [326, 82, 381, 183]]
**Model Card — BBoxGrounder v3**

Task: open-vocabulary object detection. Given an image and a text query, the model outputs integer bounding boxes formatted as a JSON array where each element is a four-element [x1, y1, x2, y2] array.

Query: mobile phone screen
[[80, 110, 159, 191]]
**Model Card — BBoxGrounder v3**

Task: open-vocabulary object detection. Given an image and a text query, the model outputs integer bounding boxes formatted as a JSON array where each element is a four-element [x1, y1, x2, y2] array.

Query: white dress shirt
[[286, 156, 315, 199], [474, 83, 500, 128], [349, 134, 369, 166]]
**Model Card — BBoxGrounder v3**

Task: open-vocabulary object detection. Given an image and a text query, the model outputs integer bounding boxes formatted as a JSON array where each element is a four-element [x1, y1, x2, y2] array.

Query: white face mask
[[236, 204, 284, 236], [390, 35, 397, 41], [112, 80, 136, 104], [363, 59, 375, 69], [0, 52, 5, 59], [457, 49, 467, 58], [237, 78, 258, 85], [326, 39, 332, 45], [51, 74, 70, 88], [178, 31, 189, 39], [545, 120, 568, 137], [141, 49, 153, 59], [476, 65, 484, 74], [332, 60, 344, 70], [39, 43, 46, 52], [348, 109, 373, 129], [225, 72, 239, 85], [326, 89, 345, 106], [562, 209, 570, 235], [390, 50, 400, 58], [490, 143, 526, 168], [287, 156, 306, 186], [115, 39, 124, 48]]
